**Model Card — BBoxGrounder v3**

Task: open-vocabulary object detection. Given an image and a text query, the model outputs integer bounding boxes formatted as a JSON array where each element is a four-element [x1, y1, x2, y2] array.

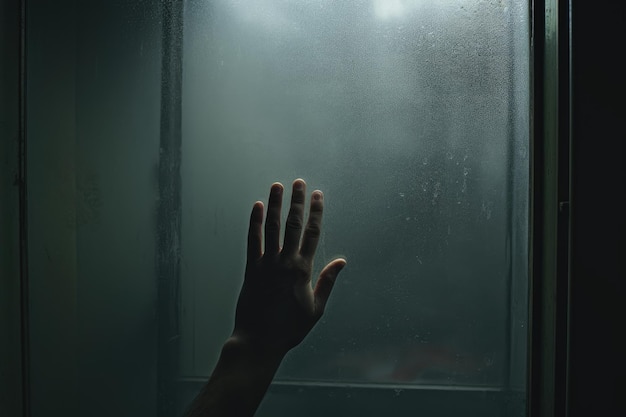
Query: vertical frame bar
[[158, 0, 185, 416], [19, 0, 31, 415], [0, 0, 27, 415], [528, 0, 571, 416]]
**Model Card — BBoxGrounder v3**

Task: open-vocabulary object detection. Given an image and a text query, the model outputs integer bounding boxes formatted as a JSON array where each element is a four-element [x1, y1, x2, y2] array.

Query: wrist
[[221, 335, 287, 371], [192, 336, 288, 416]]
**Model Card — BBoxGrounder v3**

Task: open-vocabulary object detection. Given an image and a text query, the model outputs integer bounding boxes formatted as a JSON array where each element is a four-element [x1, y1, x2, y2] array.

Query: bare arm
[[184, 179, 346, 417]]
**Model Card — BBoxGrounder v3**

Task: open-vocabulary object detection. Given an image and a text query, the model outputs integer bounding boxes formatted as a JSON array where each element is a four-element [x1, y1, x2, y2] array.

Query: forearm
[[184, 336, 286, 417]]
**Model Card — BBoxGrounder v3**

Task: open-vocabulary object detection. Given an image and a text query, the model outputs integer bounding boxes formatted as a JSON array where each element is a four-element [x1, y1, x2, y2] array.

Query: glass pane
[[24, 0, 529, 416], [182, 0, 528, 393]]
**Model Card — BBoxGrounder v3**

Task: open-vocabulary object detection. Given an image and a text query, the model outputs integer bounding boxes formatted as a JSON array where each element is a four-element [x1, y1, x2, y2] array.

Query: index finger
[[247, 201, 264, 262]]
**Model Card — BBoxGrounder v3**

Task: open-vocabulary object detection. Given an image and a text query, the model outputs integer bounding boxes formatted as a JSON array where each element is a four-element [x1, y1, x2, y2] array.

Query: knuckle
[[281, 256, 310, 275], [291, 194, 305, 204], [286, 216, 303, 230], [265, 220, 280, 231], [305, 223, 321, 237]]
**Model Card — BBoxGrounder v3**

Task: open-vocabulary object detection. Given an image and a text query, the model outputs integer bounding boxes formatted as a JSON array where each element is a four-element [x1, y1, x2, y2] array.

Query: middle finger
[[264, 182, 283, 256]]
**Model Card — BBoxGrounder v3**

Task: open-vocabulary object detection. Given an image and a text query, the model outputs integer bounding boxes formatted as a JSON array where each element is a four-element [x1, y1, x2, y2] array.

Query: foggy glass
[[23, 0, 529, 416], [181, 0, 529, 392]]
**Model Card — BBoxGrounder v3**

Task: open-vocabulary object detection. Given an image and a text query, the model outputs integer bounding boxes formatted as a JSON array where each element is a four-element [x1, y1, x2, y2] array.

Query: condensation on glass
[[23, 0, 529, 416], [181, 0, 529, 397]]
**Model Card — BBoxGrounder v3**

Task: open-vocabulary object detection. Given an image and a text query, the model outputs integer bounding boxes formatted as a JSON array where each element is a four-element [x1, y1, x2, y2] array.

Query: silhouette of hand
[[231, 179, 346, 357]]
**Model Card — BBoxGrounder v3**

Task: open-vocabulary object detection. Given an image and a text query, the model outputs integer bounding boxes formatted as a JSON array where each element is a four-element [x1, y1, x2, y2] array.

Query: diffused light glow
[[372, 0, 460, 21], [373, 0, 407, 20]]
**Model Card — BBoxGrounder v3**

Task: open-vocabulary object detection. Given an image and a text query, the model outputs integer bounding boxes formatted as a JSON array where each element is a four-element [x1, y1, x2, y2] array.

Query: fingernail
[[313, 191, 323, 200], [295, 180, 304, 190]]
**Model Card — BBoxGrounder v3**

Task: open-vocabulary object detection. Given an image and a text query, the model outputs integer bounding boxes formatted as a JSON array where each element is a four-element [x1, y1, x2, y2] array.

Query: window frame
[[15, 0, 625, 416]]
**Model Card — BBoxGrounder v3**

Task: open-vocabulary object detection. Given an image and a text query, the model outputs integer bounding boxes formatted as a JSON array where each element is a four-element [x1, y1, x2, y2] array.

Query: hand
[[231, 179, 347, 357], [184, 179, 346, 417]]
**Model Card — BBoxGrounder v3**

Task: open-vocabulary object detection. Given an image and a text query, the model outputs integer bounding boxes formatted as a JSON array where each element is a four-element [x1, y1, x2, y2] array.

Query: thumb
[[313, 258, 347, 316]]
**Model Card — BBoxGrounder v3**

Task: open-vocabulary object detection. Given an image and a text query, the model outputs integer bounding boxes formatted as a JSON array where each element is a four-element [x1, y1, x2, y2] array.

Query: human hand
[[230, 179, 346, 358]]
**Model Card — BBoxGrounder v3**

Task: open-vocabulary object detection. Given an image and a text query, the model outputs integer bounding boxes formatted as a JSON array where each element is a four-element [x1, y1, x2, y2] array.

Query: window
[[180, 1, 529, 416], [22, 0, 529, 416]]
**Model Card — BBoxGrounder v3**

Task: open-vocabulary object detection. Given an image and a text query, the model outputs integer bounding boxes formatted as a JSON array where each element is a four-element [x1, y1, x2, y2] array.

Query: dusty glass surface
[[181, 0, 529, 390]]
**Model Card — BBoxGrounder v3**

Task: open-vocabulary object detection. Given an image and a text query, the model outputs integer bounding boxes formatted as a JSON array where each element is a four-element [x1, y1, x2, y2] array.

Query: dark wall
[[26, 2, 80, 415], [0, 0, 23, 416], [569, 1, 626, 415], [25, 1, 163, 416]]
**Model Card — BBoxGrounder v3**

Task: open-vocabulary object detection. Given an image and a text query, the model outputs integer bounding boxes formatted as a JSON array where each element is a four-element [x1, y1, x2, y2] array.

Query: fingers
[[299, 190, 324, 260], [282, 179, 306, 256], [263, 179, 323, 259], [247, 201, 264, 262], [314, 258, 347, 315], [264, 183, 283, 256]]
